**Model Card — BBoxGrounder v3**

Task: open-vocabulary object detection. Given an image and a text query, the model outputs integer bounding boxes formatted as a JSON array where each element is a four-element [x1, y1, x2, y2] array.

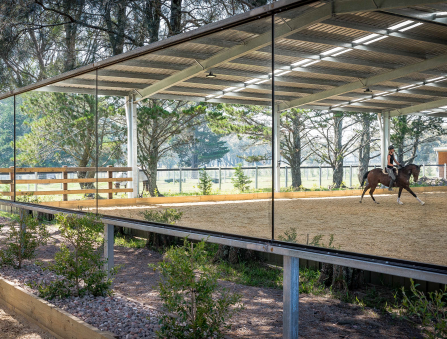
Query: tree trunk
[[332, 114, 344, 188], [145, 159, 162, 197], [318, 263, 364, 291], [169, 0, 183, 36], [145, 0, 161, 43], [213, 244, 259, 264], [357, 114, 371, 184]]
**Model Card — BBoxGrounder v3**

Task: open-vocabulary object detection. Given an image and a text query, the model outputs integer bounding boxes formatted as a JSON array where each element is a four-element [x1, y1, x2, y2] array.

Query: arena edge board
[[0, 277, 116, 339], [32, 185, 447, 209], [0, 200, 446, 285]]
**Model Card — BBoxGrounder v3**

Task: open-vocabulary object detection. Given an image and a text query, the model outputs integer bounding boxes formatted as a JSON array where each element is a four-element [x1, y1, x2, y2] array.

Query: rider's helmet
[[388, 145, 395, 150]]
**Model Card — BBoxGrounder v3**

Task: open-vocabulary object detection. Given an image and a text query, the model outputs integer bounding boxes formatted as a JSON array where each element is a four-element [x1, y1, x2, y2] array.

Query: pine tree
[[231, 164, 252, 192]]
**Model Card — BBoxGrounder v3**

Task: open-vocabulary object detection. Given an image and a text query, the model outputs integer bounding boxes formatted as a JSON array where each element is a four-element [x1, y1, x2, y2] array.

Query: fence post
[[255, 165, 258, 189], [108, 165, 113, 199], [444, 163, 446, 179], [285, 165, 288, 188], [35, 172, 38, 192], [423, 164, 426, 177], [179, 167, 182, 193], [283, 256, 299, 339], [349, 165, 352, 188], [62, 166, 68, 201], [319, 165, 322, 187], [9, 166, 14, 201], [104, 224, 114, 278], [306, 168, 308, 180], [219, 167, 222, 191]]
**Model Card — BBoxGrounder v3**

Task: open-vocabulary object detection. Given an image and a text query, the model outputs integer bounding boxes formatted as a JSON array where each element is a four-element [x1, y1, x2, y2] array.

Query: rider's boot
[[388, 179, 394, 191]]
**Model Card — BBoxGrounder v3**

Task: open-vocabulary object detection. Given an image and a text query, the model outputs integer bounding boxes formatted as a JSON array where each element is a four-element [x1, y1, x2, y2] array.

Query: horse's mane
[[402, 163, 419, 169]]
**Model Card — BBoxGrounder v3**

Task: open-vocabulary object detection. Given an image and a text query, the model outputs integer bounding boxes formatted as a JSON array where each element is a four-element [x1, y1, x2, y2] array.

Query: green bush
[[198, 168, 213, 195], [150, 239, 243, 339], [0, 212, 50, 269], [141, 208, 183, 225], [231, 164, 252, 192], [398, 279, 447, 339], [37, 213, 116, 299]]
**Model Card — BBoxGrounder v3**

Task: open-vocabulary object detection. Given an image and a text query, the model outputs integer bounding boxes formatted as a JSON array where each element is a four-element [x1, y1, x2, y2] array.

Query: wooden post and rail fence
[[0, 166, 132, 201]]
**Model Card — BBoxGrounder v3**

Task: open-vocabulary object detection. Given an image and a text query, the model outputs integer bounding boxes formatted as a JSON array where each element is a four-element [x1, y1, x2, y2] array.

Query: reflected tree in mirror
[[136, 99, 223, 196], [16, 92, 125, 190]]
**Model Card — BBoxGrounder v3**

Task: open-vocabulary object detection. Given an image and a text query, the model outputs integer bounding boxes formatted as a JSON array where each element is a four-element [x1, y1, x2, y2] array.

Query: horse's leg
[[404, 186, 425, 205], [359, 184, 371, 203], [397, 187, 403, 205], [369, 185, 379, 204]]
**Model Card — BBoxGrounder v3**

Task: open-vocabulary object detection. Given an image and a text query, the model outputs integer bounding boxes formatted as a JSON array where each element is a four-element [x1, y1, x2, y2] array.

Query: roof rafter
[[279, 53, 447, 111], [388, 97, 447, 116]]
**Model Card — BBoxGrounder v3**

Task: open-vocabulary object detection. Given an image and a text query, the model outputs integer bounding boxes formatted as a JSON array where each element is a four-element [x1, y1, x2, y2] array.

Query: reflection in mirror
[[14, 72, 97, 211], [0, 97, 14, 201], [95, 15, 273, 240]]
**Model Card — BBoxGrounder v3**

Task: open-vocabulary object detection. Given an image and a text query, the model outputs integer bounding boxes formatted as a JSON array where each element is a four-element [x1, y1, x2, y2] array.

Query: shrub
[[37, 213, 116, 299], [398, 279, 447, 339], [231, 164, 252, 192], [198, 168, 213, 195], [141, 208, 183, 225], [0, 212, 50, 269], [150, 238, 243, 339]]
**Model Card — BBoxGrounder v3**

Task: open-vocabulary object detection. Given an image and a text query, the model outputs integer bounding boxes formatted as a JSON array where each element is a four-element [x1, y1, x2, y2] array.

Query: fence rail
[[0, 166, 132, 201]]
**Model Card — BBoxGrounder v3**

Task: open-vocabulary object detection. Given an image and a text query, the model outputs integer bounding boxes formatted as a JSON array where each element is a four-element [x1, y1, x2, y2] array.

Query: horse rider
[[387, 145, 401, 191]]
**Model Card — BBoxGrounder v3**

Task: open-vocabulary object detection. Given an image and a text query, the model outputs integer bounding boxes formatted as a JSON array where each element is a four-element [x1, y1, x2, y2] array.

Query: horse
[[359, 164, 425, 205]]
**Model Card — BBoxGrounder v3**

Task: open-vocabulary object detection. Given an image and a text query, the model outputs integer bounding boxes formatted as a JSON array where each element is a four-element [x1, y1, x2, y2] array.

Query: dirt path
[[98, 191, 447, 266], [0, 303, 54, 339]]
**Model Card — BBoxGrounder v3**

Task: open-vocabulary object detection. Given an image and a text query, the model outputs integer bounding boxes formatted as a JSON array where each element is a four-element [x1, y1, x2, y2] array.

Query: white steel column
[[125, 96, 133, 198], [131, 96, 138, 198], [283, 256, 299, 339], [273, 105, 281, 192], [378, 113, 390, 169], [126, 95, 139, 198]]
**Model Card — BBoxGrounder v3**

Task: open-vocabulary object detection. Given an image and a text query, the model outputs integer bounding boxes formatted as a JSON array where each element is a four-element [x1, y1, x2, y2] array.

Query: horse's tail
[[361, 170, 370, 187]]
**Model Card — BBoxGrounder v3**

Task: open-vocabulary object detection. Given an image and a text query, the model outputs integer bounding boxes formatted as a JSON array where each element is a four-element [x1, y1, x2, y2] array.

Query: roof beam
[[286, 34, 427, 60], [135, 0, 443, 102], [324, 19, 447, 46], [381, 8, 447, 27], [388, 97, 447, 116], [134, 3, 334, 101], [279, 53, 447, 111]]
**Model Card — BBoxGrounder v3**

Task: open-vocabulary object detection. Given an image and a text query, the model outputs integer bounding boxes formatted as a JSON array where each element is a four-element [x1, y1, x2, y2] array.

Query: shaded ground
[[98, 191, 447, 266], [0, 218, 427, 338], [0, 303, 55, 339], [112, 246, 423, 339]]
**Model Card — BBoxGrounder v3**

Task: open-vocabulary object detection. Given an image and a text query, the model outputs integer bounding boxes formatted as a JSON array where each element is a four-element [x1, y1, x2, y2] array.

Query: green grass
[[114, 234, 147, 248], [0, 210, 14, 219]]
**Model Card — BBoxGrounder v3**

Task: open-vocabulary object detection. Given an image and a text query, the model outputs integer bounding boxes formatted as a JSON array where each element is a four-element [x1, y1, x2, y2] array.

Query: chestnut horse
[[359, 164, 425, 205]]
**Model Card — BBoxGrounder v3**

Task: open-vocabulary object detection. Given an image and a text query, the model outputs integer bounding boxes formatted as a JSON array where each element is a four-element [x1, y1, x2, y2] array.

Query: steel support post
[[104, 224, 114, 277], [255, 166, 258, 189], [125, 96, 133, 198], [131, 96, 138, 198], [283, 256, 299, 339], [349, 165, 352, 187], [179, 168, 182, 193], [378, 113, 390, 169], [273, 105, 281, 192], [319, 165, 322, 187]]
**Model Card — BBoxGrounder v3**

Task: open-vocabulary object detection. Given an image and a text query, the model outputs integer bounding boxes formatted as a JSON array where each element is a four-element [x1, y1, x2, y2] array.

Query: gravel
[[0, 264, 159, 339]]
